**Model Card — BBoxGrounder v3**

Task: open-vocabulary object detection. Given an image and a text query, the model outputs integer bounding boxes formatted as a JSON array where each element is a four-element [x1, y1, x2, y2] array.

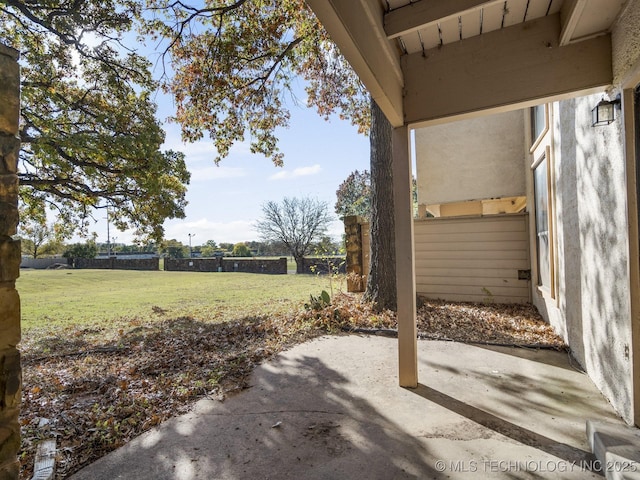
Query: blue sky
[[68, 28, 371, 247], [101, 83, 370, 247]]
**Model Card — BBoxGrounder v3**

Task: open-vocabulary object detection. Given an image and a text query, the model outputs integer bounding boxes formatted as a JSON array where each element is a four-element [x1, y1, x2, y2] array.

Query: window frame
[[530, 104, 549, 153], [529, 104, 556, 299], [533, 151, 552, 291]]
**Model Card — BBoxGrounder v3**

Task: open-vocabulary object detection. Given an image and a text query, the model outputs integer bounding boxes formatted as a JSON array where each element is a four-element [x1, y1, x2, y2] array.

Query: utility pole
[[188, 233, 195, 258], [106, 206, 111, 257]]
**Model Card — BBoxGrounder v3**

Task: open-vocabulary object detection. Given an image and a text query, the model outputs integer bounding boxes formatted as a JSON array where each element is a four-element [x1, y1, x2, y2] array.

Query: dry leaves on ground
[[415, 298, 566, 348], [19, 294, 564, 479]]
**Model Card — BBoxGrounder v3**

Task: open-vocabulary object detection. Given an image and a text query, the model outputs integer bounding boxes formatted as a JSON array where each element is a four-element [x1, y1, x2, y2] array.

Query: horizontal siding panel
[[415, 240, 529, 252], [356, 214, 530, 303], [414, 223, 525, 235], [415, 231, 527, 243], [416, 284, 529, 298], [415, 214, 530, 304], [418, 293, 527, 304], [416, 276, 528, 288], [418, 250, 528, 260], [414, 214, 528, 234], [416, 258, 530, 270], [416, 262, 525, 279]]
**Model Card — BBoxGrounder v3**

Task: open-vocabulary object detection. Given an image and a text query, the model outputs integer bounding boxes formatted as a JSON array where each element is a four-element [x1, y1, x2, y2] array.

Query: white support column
[[392, 125, 418, 387]]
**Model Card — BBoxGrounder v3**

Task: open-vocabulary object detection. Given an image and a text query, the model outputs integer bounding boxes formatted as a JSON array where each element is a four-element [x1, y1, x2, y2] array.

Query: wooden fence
[[352, 213, 531, 303]]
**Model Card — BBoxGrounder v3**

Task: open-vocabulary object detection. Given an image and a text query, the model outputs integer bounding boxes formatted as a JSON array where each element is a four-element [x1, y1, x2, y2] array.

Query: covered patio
[[3, 0, 640, 477], [69, 334, 625, 479], [304, 0, 640, 430]]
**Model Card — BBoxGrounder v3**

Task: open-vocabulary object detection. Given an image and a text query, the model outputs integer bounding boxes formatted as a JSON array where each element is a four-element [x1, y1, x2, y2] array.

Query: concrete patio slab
[[587, 420, 640, 480], [70, 335, 627, 479]]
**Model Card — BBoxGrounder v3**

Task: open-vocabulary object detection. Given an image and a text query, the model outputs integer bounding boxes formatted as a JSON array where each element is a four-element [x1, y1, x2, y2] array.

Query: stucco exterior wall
[[612, 0, 640, 86], [532, 1, 640, 425], [532, 93, 633, 423], [415, 110, 526, 205]]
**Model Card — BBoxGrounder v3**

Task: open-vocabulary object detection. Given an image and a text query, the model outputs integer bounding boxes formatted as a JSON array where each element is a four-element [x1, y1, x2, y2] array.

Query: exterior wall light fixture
[[592, 94, 621, 127]]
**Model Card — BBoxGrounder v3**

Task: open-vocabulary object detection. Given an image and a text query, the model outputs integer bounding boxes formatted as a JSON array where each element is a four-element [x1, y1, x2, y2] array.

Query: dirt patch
[[303, 421, 350, 456]]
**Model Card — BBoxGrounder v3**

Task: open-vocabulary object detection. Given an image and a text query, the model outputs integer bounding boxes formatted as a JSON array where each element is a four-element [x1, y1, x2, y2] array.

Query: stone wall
[[73, 257, 159, 271], [221, 258, 287, 274], [300, 257, 346, 275], [20, 257, 66, 269], [0, 43, 21, 480], [166, 257, 287, 274], [165, 257, 221, 272]]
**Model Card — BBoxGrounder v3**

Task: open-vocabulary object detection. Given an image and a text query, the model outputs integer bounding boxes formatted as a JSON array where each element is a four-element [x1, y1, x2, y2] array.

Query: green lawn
[[18, 269, 335, 331], [16, 269, 347, 478]]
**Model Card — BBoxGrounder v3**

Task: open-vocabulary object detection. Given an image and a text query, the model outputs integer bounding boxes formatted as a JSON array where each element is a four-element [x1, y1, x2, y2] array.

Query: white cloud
[[327, 219, 346, 240], [189, 166, 246, 181], [162, 134, 254, 166], [161, 137, 217, 164], [163, 218, 256, 244], [269, 164, 322, 181]]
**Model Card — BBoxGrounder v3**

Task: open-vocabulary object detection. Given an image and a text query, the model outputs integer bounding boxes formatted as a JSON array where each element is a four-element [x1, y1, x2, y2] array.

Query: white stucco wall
[[415, 111, 526, 205], [612, 0, 640, 86], [532, 93, 633, 423], [528, 0, 640, 425]]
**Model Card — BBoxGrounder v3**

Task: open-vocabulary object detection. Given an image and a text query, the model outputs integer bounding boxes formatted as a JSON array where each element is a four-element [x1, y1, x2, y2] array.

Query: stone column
[[344, 215, 365, 292], [0, 43, 22, 480]]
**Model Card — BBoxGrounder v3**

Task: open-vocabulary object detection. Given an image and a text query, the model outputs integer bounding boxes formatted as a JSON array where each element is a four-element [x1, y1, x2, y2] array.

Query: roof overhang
[[306, 0, 624, 127], [307, 0, 404, 126]]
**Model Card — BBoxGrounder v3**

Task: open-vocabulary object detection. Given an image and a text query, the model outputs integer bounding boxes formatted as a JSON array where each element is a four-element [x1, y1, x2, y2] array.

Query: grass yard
[[19, 269, 334, 330], [18, 269, 347, 479]]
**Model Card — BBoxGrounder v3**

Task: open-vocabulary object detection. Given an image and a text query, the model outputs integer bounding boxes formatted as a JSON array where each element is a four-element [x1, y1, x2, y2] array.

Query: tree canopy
[[336, 169, 418, 222], [255, 196, 331, 273], [159, 238, 188, 258], [3, 0, 398, 309], [148, 1, 396, 308], [17, 220, 60, 258], [144, 0, 369, 166], [200, 239, 218, 257], [63, 241, 98, 259], [231, 242, 251, 257], [335, 170, 372, 220], [1, 0, 190, 242]]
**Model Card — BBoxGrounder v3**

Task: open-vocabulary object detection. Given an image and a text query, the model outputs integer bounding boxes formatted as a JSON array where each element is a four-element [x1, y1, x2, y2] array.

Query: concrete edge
[[587, 420, 640, 480]]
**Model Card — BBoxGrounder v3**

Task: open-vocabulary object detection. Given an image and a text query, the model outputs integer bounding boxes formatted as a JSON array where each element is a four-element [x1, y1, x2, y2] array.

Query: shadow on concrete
[[71, 347, 439, 479], [410, 384, 596, 468], [70, 336, 625, 480], [419, 340, 622, 460], [472, 344, 582, 372]]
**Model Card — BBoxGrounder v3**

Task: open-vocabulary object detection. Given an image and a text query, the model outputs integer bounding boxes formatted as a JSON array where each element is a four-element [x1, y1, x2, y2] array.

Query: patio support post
[[0, 43, 21, 480], [392, 125, 418, 387]]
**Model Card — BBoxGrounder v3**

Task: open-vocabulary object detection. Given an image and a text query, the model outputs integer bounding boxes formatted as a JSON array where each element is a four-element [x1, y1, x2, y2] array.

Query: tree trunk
[[364, 97, 397, 311], [295, 255, 305, 274]]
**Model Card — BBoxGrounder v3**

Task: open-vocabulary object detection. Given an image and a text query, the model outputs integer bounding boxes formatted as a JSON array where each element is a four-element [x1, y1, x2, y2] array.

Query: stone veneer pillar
[[344, 215, 365, 292], [0, 43, 22, 480]]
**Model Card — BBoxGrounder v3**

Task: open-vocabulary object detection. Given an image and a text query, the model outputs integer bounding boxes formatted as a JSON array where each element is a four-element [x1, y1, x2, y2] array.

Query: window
[[533, 156, 550, 289], [530, 103, 555, 297], [532, 104, 546, 142]]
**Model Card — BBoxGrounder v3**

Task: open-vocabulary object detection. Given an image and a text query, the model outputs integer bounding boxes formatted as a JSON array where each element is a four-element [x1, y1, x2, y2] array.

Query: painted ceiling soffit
[[306, 0, 617, 127]]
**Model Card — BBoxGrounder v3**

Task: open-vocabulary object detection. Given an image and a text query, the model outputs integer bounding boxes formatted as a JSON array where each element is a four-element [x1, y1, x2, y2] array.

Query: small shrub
[[304, 290, 331, 311]]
